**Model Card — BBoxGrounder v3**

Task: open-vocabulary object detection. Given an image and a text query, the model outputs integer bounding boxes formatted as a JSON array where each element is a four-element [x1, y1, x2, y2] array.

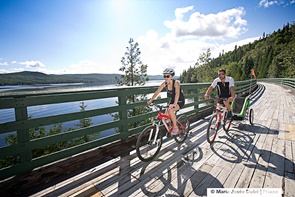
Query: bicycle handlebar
[[148, 103, 169, 110]]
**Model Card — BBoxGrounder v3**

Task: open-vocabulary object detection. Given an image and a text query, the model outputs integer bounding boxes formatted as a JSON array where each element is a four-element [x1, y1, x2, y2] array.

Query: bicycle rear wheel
[[207, 114, 219, 144], [174, 115, 190, 144], [136, 125, 162, 162]]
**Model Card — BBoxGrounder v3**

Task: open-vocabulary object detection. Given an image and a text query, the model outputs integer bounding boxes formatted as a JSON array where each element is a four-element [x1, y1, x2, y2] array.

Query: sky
[[0, 0, 294, 76]]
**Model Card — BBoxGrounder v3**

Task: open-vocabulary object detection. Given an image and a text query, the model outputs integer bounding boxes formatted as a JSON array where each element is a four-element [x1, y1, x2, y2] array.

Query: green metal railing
[[0, 79, 256, 180], [258, 78, 295, 90]]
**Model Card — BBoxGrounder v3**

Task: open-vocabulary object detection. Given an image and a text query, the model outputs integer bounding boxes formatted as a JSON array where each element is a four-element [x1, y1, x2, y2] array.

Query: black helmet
[[163, 68, 175, 76]]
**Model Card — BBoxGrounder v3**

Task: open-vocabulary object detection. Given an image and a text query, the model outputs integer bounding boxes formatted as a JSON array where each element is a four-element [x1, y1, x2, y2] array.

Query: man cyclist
[[204, 68, 235, 118], [147, 68, 185, 135]]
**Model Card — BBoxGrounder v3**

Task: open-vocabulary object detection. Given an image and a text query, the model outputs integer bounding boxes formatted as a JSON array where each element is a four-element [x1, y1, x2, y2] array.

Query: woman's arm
[[147, 82, 166, 105]]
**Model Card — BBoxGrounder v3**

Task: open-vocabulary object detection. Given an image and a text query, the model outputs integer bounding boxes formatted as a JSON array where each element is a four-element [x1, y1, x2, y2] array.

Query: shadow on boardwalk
[[210, 124, 295, 184]]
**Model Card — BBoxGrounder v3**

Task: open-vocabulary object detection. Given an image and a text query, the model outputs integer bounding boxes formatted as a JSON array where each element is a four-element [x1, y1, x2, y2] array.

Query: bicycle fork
[[148, 123, 160, 145]]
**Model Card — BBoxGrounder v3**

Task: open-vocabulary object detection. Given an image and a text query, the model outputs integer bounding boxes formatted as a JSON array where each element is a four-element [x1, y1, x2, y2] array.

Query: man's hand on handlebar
[[204, 94, 210, 99], [228, 97, 234, 102]]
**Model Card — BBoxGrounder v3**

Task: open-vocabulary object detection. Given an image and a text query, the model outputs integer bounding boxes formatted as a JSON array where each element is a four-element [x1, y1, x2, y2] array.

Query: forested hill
[[181, 23, 295, 83], [0, 71, 163, 85]]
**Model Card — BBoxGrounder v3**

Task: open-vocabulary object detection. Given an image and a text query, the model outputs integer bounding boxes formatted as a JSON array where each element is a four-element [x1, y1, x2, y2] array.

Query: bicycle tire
[[223, 118, 232, 132], [207, 114, 219, 144], [174, 115, 190, 144], [249, 108, 254, 125], [136, 125, 162, 162]]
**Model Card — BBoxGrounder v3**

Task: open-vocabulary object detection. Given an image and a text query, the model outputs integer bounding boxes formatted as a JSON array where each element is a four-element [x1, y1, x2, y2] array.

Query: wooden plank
[[263, 137, 285, 188], [284, 140, 294, 174], [284, 172, 295, 197]]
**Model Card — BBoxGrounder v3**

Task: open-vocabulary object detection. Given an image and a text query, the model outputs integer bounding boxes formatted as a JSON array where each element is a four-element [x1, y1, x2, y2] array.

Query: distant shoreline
[[0, 71, 165, 86]]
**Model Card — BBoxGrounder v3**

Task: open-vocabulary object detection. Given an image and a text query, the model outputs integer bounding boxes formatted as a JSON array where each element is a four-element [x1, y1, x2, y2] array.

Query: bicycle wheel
[[207, 114, 219, 144], [136, 125, 162, 162], [249, 108, 254, 125], [174, 115, 190, 144], [223, 117, 232, 132]]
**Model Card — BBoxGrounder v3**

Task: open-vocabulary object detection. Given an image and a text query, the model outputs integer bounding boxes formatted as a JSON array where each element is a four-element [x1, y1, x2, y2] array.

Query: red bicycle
[[206, 98, 232, 143], [136, 103, 190, 162]]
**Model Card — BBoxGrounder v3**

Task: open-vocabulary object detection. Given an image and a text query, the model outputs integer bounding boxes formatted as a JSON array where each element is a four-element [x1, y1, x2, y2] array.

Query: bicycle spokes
[[136, 125, 162, 162], [174, 115, 190, 144], [207, 114, 219, 143]]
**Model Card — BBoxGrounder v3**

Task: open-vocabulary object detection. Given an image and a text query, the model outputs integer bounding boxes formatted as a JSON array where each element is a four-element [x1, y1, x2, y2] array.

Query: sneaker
[[171, 126, 180, 135], [166, 132, 172, 137], [226, 111, 232, 119]]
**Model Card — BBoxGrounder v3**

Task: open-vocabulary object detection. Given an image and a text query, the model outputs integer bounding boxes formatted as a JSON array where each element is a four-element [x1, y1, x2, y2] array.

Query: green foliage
[[0, 102, 94, 168], [113, 38, 151, 130], [0, 71, 163, 86], [0, 71, 121, 85], [181, 22, 295, 83], [116, 38, 149, 86]]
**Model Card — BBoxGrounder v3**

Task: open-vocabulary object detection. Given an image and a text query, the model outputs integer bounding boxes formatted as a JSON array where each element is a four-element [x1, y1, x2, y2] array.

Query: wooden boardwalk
[[27, 82, 295, 196]]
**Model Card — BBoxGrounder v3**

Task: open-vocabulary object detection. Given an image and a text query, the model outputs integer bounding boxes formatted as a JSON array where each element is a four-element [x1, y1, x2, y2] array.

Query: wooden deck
[[21, 82, 295, 196]]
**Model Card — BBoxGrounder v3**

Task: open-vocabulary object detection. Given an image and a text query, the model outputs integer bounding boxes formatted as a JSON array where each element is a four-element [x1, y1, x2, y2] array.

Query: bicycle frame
[[215, 104, 228, 124], [157, 110, 186, 132], [136, 104, 190, 161]]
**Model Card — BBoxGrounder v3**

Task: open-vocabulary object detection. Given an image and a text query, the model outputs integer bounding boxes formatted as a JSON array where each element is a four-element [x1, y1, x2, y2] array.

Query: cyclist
[[147, 68, 185, 135], [204, 68, 235, 118]]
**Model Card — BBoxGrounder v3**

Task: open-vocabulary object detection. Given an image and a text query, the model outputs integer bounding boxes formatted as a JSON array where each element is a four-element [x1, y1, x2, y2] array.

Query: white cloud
[[19, 60, 45, 68], [136, 6, 256, 76], [259, 0, 285, 7], [58, 60, 118, 74], [0, 62, 9, 66], [0, 69, 9, 73], [175, 6, 194, 20], [138, 30, 259, 75], [164, 6, 247, 39], [11, 61, 18, 64]]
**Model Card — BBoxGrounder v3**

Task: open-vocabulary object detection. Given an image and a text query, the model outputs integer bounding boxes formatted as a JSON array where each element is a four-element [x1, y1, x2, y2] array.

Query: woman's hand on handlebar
[[147, 100, 152, 105]]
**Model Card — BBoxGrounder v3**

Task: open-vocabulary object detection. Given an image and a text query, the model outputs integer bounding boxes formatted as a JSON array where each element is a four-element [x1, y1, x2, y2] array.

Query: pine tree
[[114, 38, 150, 130]]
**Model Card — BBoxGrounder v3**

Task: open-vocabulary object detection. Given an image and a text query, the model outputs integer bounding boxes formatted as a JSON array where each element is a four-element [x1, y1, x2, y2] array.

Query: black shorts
[[170, 100, 185, 109], [217, 98, 228, 104]]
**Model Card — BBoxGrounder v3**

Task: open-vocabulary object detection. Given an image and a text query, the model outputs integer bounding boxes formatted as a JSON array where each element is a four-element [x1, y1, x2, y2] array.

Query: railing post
[[14, 97, 32, 167], [118, 91, 129, 138], [194, 88, 199, 112]]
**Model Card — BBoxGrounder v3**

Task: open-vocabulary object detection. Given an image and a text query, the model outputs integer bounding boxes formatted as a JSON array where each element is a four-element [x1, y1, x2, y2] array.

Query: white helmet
[[163, 68, 175, 76]]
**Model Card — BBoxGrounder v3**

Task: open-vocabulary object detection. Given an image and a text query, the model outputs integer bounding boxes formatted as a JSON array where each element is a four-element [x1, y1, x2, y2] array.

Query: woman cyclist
[[147, 68, 185, 135]]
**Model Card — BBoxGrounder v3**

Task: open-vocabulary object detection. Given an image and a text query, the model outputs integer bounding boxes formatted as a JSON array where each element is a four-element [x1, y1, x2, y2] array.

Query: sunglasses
[[218, 74, 225, 76], [163, 75, 170, 78]]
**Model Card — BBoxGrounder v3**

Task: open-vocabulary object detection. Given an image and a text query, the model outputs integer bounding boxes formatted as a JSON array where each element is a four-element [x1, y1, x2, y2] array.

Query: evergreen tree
[[180, 22, 295, 82], [114, 38, 150, 130]]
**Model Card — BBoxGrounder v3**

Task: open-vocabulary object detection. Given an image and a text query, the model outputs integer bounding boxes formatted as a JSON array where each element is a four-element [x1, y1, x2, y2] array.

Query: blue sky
[[0, 0, 294, 75]]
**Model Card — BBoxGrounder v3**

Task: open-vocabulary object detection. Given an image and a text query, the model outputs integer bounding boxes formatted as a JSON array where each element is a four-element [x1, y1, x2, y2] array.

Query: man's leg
[[224, 100, 232, 118]]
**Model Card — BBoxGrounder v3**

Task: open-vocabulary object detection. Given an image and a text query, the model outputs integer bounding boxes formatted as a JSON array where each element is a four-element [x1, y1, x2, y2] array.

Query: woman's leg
[[168, 104, 180, 133]]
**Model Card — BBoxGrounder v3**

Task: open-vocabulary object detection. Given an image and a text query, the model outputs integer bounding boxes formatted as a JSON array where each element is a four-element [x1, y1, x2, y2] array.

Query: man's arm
[[204, 86, 213, 99], [228, 86, 235, 102]]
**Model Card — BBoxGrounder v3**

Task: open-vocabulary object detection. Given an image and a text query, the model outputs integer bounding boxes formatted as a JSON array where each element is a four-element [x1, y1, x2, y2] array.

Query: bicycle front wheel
[[223, 118, 232, 132], [174, 115, 190, 144], [207, 114, 219, 144], [136, 125, 162, 162]]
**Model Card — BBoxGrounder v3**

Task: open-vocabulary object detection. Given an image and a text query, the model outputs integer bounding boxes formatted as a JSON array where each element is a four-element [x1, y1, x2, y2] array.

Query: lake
[[0, 80, 166, 147]]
